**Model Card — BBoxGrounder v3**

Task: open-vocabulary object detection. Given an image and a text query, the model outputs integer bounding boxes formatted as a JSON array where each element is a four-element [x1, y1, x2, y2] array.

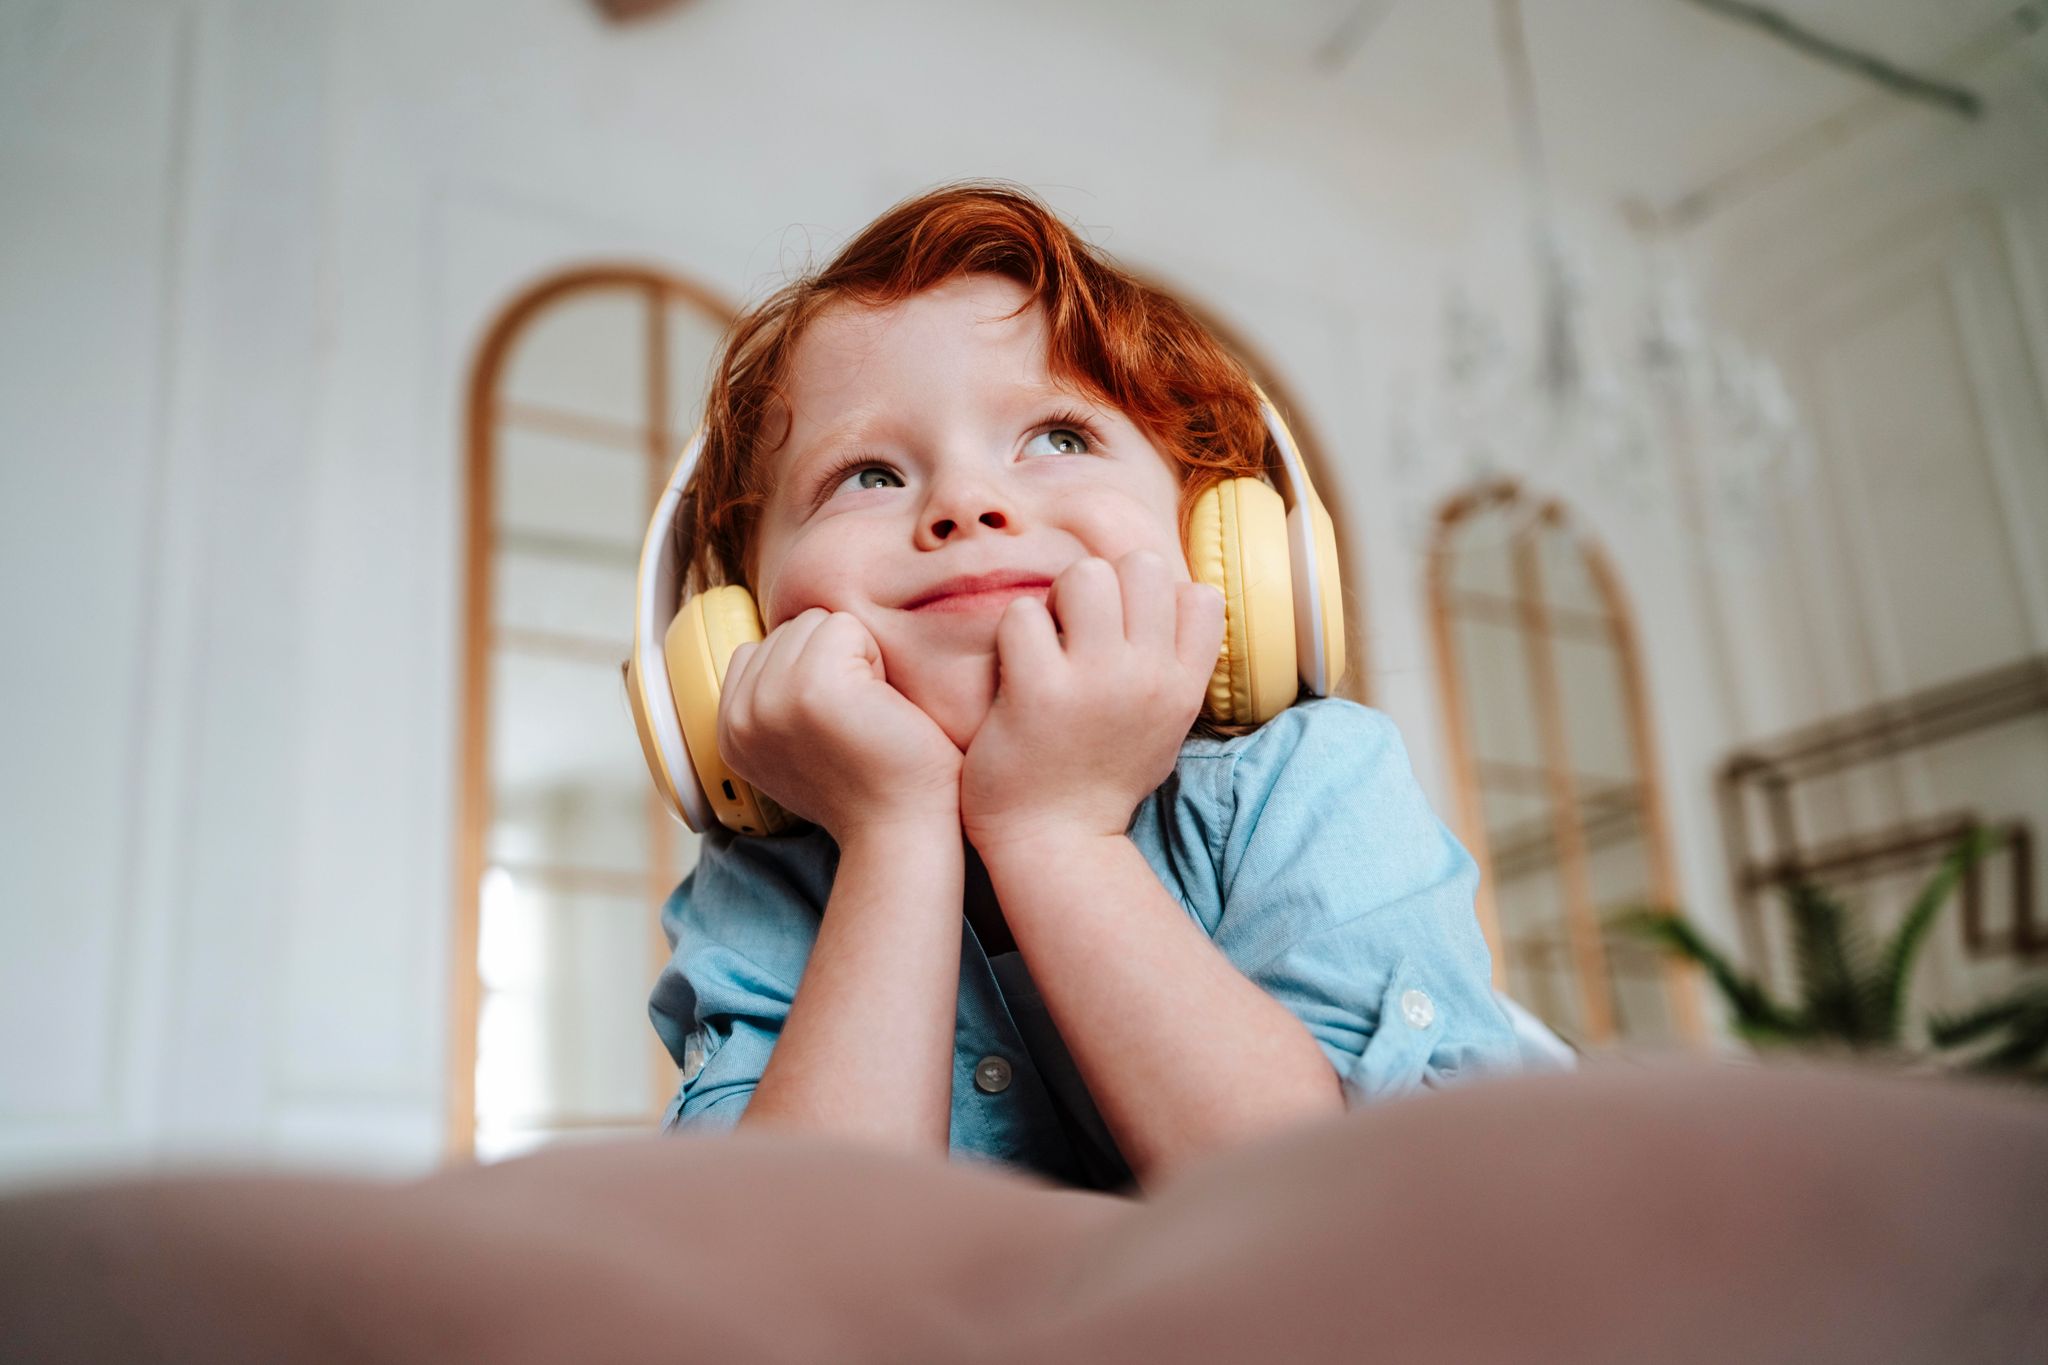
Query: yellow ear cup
[[664, 584, 790, 836], [1188, 477, 1298, 725]]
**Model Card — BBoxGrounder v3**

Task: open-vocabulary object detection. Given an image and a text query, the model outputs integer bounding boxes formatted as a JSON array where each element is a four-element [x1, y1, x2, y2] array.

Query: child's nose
[[917, 475, 1018, 547], [927, 508, 1007, 541]]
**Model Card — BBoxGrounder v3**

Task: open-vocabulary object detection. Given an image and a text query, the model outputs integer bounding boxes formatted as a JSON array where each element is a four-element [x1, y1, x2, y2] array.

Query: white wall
[[3, 0, 2042, 1179], [3, 0, 339, 1174], [1677, 29, 2048, 1015]]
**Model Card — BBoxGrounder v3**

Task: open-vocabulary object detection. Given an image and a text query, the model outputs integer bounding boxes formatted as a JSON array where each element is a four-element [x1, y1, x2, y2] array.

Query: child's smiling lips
[[904, 570, 1056, 614]]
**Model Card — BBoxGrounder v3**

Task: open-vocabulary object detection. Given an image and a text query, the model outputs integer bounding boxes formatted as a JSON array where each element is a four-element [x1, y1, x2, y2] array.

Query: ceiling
[[1072, 0, 2033, 224]]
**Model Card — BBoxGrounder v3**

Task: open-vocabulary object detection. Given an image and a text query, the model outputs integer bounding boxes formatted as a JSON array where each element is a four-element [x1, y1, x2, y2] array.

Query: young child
[[646, 182, 1521, 1193]]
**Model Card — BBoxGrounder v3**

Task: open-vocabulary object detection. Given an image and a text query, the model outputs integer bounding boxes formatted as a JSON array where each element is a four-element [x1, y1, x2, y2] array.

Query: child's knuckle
[[752, 686, 791, 730], [789, 679, 834, 726]]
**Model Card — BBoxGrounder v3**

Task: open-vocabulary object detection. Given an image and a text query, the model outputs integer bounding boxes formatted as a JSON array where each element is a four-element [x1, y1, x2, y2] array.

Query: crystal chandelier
[[1391, 0, 1810, 546]]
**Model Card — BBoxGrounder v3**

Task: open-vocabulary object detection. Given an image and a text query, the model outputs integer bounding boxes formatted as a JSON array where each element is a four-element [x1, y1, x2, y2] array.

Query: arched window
[[1428, 482, 1700, 1049], [451, 267, 732, 1160]]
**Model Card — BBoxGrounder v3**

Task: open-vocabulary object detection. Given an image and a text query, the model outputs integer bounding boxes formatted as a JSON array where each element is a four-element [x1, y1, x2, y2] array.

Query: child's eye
[[812, 458, 903, 506], [849, 465, 902, 491], [1023, 425, 1094, 457]]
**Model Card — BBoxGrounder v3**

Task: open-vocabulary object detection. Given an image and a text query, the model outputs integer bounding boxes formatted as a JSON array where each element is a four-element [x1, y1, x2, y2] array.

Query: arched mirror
[[452, 267, 732, 1160], [1429, 482, 1700, 1049]]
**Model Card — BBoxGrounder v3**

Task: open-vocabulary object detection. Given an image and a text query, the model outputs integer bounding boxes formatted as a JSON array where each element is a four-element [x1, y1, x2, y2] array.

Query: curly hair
[[676, 180, 1288, 737]]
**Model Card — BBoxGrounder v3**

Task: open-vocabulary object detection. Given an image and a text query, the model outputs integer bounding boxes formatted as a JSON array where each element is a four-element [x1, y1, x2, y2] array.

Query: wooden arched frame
[[449, 266, 735, 1160], [1427, 481, 1701, 1046]]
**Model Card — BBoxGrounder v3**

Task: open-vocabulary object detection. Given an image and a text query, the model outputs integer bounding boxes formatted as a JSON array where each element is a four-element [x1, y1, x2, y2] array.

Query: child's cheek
[[1069, 496, 1191, 579], [760, 538, 854, 627]]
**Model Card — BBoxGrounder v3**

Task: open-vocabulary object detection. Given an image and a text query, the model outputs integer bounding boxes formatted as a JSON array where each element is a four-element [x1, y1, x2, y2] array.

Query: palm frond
[[1968, 1014, 2048, 1079], [1932, 979, 2048, 1079], [1876, 827, 2005, 1035], [1611, 906, 1804, 1039], [1927, 995, 2033, 1048], [1784, 880, 1884, 1044]]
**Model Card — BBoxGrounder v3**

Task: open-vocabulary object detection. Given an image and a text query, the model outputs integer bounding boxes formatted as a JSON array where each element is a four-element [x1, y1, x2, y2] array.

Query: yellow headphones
[[627, 384, 1345, 836]]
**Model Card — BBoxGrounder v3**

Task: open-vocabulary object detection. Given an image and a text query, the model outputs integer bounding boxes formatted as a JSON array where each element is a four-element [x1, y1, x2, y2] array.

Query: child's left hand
[[961, 550, 1225, 858]]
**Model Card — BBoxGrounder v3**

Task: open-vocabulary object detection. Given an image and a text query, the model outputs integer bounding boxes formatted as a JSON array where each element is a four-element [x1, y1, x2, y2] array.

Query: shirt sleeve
[[1206, 699, 1520, 1104], [648, 825, 832, 1134]]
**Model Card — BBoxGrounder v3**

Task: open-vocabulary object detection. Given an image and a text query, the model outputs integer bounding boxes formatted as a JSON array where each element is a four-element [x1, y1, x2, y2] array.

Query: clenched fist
[[960, 550, 1225, 857], [718, 607, 963, 844]]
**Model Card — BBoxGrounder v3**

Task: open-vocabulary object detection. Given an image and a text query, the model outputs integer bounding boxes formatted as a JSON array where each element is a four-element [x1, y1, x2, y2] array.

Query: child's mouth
[[910, 584, 1053, 615]]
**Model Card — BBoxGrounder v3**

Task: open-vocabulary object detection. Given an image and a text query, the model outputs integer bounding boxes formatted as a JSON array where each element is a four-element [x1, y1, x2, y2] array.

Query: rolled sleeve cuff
[[1341, 956, 1448, 1104]]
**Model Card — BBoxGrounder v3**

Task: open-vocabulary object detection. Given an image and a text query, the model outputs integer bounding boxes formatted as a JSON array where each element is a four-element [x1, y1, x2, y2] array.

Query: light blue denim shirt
[[649, 697, 1522, 1191]]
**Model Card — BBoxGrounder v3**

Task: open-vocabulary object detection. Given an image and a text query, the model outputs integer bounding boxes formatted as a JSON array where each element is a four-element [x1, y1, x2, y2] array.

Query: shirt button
[[1400, 988, 1436, 1030], [973, 1055, 1013, 1094]]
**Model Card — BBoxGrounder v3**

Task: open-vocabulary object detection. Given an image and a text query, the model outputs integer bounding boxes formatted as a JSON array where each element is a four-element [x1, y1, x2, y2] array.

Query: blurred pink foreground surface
[[3, 1060, 2044, 1364]]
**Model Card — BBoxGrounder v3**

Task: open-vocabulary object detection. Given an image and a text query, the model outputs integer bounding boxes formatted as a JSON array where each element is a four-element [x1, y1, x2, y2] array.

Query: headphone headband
[[1251, 386, 1337, 697], [629, 434, 712, 829]]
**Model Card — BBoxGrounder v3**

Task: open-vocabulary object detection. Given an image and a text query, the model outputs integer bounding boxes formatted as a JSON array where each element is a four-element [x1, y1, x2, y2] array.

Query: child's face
[[748, 273, 1191, 750]]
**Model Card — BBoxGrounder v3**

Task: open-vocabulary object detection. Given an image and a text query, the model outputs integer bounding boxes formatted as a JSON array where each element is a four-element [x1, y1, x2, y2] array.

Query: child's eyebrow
[[780, 405, 893, 481]]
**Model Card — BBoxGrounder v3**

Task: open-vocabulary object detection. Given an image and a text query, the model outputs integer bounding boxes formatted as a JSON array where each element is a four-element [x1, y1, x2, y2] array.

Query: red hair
[[679, 180, 1272, 595]]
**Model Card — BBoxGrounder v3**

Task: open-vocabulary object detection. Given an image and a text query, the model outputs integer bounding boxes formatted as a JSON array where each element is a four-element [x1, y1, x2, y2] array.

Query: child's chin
[[897, 659, 997, 752], [924, 689, 993, 753]]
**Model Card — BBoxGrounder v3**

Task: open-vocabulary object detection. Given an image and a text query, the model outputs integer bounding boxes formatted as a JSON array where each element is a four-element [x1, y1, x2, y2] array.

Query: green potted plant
[[1614, 827, 2045, 1081]]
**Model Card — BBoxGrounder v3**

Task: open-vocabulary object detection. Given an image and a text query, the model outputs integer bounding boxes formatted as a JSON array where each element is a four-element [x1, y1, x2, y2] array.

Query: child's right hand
[[716, 607, 962, 842]]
